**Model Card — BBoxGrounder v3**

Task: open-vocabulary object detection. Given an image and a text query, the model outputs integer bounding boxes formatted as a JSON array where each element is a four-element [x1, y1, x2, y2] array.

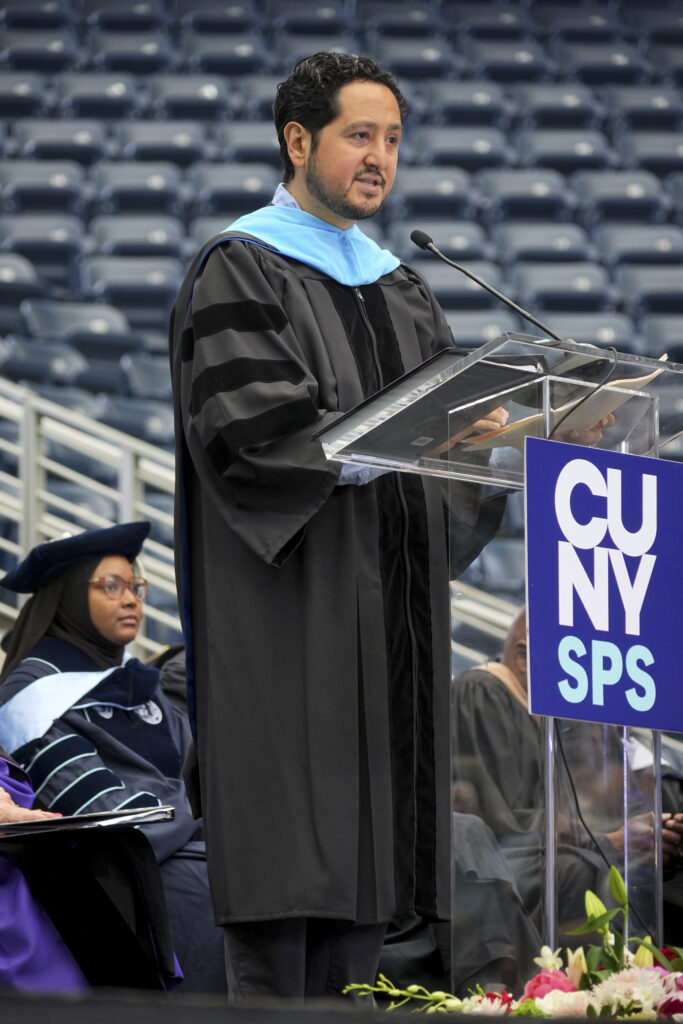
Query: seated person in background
[[0, 522, 226, 994], [451, 607, 683, 944], [0, 748, 178, 992]]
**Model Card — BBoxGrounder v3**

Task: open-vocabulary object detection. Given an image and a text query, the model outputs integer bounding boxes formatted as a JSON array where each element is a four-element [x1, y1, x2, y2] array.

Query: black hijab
[[0, 554, 132, 683]]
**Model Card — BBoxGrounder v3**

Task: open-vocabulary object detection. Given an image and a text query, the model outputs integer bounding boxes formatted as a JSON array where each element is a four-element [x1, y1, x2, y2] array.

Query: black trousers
[[223, 917, 387, 1001]]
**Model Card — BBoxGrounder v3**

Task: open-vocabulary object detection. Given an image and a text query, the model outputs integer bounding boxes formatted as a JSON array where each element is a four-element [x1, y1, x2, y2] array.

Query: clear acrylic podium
[[318, 332, 683, 995]]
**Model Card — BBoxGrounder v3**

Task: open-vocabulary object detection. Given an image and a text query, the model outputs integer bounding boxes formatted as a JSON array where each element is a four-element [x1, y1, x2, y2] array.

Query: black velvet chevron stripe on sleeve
[[190, 357, 307, 417]]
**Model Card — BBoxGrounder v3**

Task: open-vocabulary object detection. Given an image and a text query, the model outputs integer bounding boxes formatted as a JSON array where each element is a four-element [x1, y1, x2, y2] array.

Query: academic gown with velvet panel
[[170, 224, 504, 926]]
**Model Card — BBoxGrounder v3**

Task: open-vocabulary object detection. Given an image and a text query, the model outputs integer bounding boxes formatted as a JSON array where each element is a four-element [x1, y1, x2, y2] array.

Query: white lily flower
[[533, 945, 564, 970]]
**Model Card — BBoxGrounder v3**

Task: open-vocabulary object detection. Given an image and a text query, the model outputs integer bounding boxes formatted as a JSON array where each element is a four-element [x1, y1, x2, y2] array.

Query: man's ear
[[283, 121, 309, 171]]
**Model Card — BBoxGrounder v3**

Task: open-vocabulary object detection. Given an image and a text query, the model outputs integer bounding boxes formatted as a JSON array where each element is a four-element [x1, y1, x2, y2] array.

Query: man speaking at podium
[[169, 51, 507, 1001]]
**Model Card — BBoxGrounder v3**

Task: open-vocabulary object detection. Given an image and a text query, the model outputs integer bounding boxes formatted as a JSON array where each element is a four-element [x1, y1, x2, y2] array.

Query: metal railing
[[0, 377, 180, 659]]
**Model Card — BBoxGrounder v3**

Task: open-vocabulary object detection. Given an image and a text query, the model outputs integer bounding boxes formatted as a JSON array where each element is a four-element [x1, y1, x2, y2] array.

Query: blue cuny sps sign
[[525, 436, 682, 731]]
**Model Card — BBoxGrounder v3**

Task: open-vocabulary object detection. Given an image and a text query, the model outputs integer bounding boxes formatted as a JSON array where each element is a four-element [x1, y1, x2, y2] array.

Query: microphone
[[409, 228, 620, 439], [409, 228, 565, 343]]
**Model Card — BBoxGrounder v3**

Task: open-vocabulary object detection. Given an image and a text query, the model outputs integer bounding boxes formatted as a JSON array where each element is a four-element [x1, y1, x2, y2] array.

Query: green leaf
[[586, 1004, 597, 1017], [511, 998, 548, 1017], [608, 866, 628, 908], [565, 913, 618, 937], [568, 908, 620, 934]]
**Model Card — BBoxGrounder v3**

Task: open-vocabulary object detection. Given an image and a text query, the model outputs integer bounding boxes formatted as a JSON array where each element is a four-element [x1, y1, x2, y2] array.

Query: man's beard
[[304, 157, 384, 222]]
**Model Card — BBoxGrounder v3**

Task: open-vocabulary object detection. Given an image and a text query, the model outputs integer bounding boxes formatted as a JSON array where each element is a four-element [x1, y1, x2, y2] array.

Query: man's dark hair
[[273, 51, 408, 183]]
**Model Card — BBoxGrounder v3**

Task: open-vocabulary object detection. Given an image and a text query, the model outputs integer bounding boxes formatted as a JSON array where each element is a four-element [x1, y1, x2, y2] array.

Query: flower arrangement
[[344, 867, 683, 1017]]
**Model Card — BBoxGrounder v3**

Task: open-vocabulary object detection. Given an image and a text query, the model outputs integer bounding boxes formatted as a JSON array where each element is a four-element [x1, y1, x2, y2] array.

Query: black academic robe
[[169, 233, 502, 926], [451, 667, 642, 933]]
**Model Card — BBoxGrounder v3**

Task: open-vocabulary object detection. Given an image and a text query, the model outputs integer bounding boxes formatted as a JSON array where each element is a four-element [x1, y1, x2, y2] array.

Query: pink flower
[[658, 995, 683, 1018], [523, 969, 577, 1000]]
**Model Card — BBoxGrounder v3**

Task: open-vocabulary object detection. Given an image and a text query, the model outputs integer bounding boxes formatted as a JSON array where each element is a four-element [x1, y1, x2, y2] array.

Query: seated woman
[[0, 522, 226, 995], [0, 749, 178, 992]]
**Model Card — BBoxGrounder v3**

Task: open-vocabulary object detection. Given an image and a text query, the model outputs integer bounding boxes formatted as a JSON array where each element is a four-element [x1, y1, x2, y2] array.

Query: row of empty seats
[[3, 160, 683, 222], [3, 73, 683, 133], [1, 32, 683, 83], [2, 116, 683, 179], [2, 0, 682, 37]]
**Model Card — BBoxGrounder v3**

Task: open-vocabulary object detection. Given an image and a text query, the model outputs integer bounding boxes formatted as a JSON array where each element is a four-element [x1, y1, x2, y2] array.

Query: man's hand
[[0, 786, 62, 824], [428, 406, 510, 456], [662, 812, 683, 864], [605, 811, 683, 866], [556, 413, 616, 447]]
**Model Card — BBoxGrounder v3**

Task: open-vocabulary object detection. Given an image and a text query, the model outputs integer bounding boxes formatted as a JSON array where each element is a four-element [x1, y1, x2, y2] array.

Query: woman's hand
[[0, 786, 62, 824]]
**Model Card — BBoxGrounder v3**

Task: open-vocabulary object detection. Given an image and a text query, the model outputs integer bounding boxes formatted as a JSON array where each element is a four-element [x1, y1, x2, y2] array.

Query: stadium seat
[[81, 0, 166, 30], [418, 259, 507, 310], [516, 128, 614, 174], [0, 252, 49, 332], [422, 79, 511, 128], [464, 39, 555, 82], [492, 222, 593, 266], [0, 28, 78, 71], [0, 336, 88, 385], [84, 29, 174, 73], [94, 393, 175, 447], [114, 120, 208, 166], [237, 73, 285, 120], [269, 0, 348, 35], [648, 44, 683, 87], [593, 224, 683, 268], [0, 212, 83, 290], [440, 3, 535, 41], [640, 316, 683, 360], [615, 265, 683, 316], [534, 6, 625, 43], [665, 172, 683, 225], [600, 85, 683, 132], [20, 297, 144, 357], [412, 126, 513, 169], [275, 32, 360, 73], [0, 0, 73, 30], [120, 351, 172, 399], [621, 8, 683, 46], [183, 30, 272, 75], [553, 40, 651, 85], [217, 121, 281, 167], [187, 216, 229, 249], [148, 73, 230, 120], [0, 70, 46, 115], [88, 214, 185, 259], [511, 261, 614, 312], [444, 308, 523, 348], [176, 0, 261, 33], [73, 353, 128, 394], [363, 1, 444, 38], [53, 71, 141, 118], [383, 166, 475, 220], [371, 37, 461, 80], [462, 537, 526, 601], [572, 169, 670, 224], [189, 162, 280, 217], [548, 312, 639, 353], [79, 255, 184, 330], [617, 131, 683, 178], [90, 160, 184, 215], [0, 159, 85, 213], [390, 219, 491, 263], [12, 117, 108, 165], [476, 168, 576, 223], [512, 82, 601, 129]]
